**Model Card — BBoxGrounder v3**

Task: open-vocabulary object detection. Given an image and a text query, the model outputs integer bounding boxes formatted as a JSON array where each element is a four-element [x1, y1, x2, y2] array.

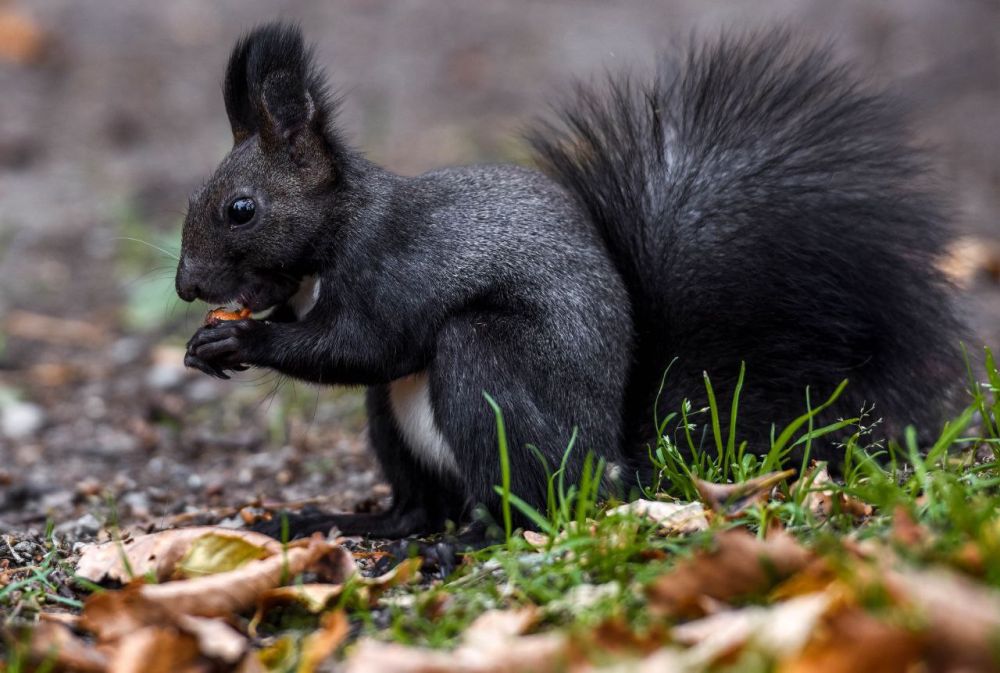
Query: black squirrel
[[176, 22, 965, 539]]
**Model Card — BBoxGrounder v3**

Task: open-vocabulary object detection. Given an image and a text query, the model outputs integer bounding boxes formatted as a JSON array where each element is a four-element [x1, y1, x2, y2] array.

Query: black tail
[[529, 32, 966, 454]]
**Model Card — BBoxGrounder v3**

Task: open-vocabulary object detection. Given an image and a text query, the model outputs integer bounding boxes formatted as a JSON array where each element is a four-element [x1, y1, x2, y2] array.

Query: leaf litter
[[5, 463, 1000, 672]]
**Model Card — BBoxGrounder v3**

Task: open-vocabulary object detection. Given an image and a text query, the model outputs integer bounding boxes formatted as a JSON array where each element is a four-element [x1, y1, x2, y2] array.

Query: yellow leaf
[[178, 533, 271, 578]]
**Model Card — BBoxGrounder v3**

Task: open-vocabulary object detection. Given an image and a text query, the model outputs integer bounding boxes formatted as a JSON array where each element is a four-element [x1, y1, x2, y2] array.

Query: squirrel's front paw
[[184, 319, 262, 379]]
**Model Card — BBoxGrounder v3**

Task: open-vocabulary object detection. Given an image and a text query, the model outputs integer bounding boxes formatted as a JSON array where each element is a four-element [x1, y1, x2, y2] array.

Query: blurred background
[[1, 0, 998, 535]]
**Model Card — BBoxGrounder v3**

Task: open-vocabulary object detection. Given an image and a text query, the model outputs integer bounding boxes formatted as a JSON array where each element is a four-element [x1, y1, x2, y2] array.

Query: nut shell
[[204, 307, 252, 327]]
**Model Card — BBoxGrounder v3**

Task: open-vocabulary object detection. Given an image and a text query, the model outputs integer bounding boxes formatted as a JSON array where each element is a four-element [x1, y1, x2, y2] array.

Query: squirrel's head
[[176, 22, 345, 312]]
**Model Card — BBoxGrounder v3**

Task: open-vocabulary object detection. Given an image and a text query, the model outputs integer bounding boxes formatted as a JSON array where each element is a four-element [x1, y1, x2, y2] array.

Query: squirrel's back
[[530, 32, 966, 455]]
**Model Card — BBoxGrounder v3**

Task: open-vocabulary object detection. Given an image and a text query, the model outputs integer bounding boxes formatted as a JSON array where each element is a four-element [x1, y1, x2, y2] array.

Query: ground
[[1, 2, 1000, 671]]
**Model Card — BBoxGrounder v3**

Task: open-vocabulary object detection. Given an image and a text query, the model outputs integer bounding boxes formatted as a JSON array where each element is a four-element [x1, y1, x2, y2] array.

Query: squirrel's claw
[[184, 351, 230, 379], [184, 319, 259, 378]]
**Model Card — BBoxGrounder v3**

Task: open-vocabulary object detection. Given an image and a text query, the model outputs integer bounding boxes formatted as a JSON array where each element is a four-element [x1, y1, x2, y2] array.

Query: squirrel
[[176, 22, 966, 539]]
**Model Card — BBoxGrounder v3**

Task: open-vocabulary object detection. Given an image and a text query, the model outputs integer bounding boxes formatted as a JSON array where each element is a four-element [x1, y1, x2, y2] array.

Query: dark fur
[[529, 34, 966, 455], [177, 23, 965, 538]]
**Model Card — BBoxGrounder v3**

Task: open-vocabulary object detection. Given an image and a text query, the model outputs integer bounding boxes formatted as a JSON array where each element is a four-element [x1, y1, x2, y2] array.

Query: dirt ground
[[1, 0, 999, 543]]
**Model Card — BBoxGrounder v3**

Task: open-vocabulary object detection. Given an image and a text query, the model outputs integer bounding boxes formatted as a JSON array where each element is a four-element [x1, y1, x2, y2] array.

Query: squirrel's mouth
[[176, 258, 310, 317], [207, 275, 302, 315], [233, 274, 319, 318]]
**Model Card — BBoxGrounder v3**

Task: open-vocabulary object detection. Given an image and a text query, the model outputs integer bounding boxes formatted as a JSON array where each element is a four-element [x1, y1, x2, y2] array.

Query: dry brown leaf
[[81, 585, 181, 643], [0, 10, 46, 64], [793, 465, 872, 520], [463, 607, 539, 646], [696, 470, 796, 516], [646, 528, 813, 618], [235, 653, 270, 673], [297, 610, 350, 673], [768, 559, 837, 601], [602, 647, 687, 673], [606, 500, 709, 534], [344, 605, 560, 673], [890, 505, 930, 549], [345, 632, 569, 673], [250, 582, 347, 636], [139, 536, 350, 617], [673, 592, 831, 668], [3, 310, 105, 347], [358, 557, 422, 606], [176, 615, 248, 664], [108, 625, 205, 673], [82, 586, 245, 662], [890, 568, 1000, 670], [256, 582, 345, 615], [76, 527, 283, 583], [778, 606, 924, 673], [79, 584, 254, 671], [38, 611, 81, 628], [177, 532, 272, 577], [582, 617, 670, 658], [25, 620, 109, 673]]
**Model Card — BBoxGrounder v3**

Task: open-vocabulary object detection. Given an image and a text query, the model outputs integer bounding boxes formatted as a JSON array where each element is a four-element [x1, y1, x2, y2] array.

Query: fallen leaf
[[344, 632, 569, 673], [890, 567, 1000, 670], [176, 615, 248, 664], [256, 636, 298, 672], [793, 465, 872, 520], [0, 10, 46, 64], [646, 528, 812, 618], [463, 607, 539, 646], [606, 500, 709, 534], [582, 616, 669, 657], [81, 585, 181, 643], [38, 611, 81, 628], [256, 583, 346, 615], [178, 532, 272, 577], [890, 506, 930, 549], [343, 604, 564, 672], [297, 610, 349, 673], [139, 536, 351, 617], [696, 470, 796, 516], [778, 606, 924, 673], [769, 559, 837, 601], [602, 647, 687, 673], [673, 592, 831, 668], [3, 310, 105, 347], [107, 625, 204, 673], [76, 527, 283, 583], [26, 621, 108, 673], [358, 557, 422, 606], [523, 530, 549, 548], [250, 583, 347, 636]]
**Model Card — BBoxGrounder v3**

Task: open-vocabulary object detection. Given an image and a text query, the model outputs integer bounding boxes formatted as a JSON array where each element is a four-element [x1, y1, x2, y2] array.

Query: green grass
[[340, 347, 1000, 649], [0, 522, 83, 622]]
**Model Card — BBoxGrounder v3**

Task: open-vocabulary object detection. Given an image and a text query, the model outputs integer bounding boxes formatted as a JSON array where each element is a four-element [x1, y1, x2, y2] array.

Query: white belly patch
[[388, 372, 458, 477], [289, 274, 321, 320]]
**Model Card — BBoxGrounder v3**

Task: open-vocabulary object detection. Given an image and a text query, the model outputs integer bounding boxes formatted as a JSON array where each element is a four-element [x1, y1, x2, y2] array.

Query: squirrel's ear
[[223, 30, 257, 144], [257, 68, 318, 149], [224, 23, 333, 159]]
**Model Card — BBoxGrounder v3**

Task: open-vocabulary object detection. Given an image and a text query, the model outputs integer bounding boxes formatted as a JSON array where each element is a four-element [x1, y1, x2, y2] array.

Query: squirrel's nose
[[175, 256, 201, 302]]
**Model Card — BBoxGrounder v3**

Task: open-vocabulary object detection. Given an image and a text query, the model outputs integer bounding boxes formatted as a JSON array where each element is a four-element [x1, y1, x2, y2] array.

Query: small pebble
[[1, 401, 45, 439]]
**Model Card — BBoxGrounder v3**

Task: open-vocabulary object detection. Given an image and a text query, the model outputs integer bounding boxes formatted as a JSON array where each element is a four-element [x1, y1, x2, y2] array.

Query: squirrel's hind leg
[[252, 385, 470, 540]]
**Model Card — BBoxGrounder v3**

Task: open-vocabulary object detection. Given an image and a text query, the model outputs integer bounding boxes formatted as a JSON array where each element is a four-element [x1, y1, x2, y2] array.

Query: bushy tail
[[529, 32, 966, 451]]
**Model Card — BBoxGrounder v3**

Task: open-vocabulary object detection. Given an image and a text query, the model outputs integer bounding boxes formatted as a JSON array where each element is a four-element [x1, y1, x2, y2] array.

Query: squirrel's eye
[[227, 197, 256, 226]]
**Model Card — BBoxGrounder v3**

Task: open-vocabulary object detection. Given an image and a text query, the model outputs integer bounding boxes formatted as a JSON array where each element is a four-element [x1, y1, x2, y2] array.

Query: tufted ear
[[223, 22, 335, 161]]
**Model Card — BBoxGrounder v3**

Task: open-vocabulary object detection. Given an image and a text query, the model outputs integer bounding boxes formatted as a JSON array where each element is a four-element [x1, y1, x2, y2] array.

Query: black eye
[[227, 197, 256, 226]]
